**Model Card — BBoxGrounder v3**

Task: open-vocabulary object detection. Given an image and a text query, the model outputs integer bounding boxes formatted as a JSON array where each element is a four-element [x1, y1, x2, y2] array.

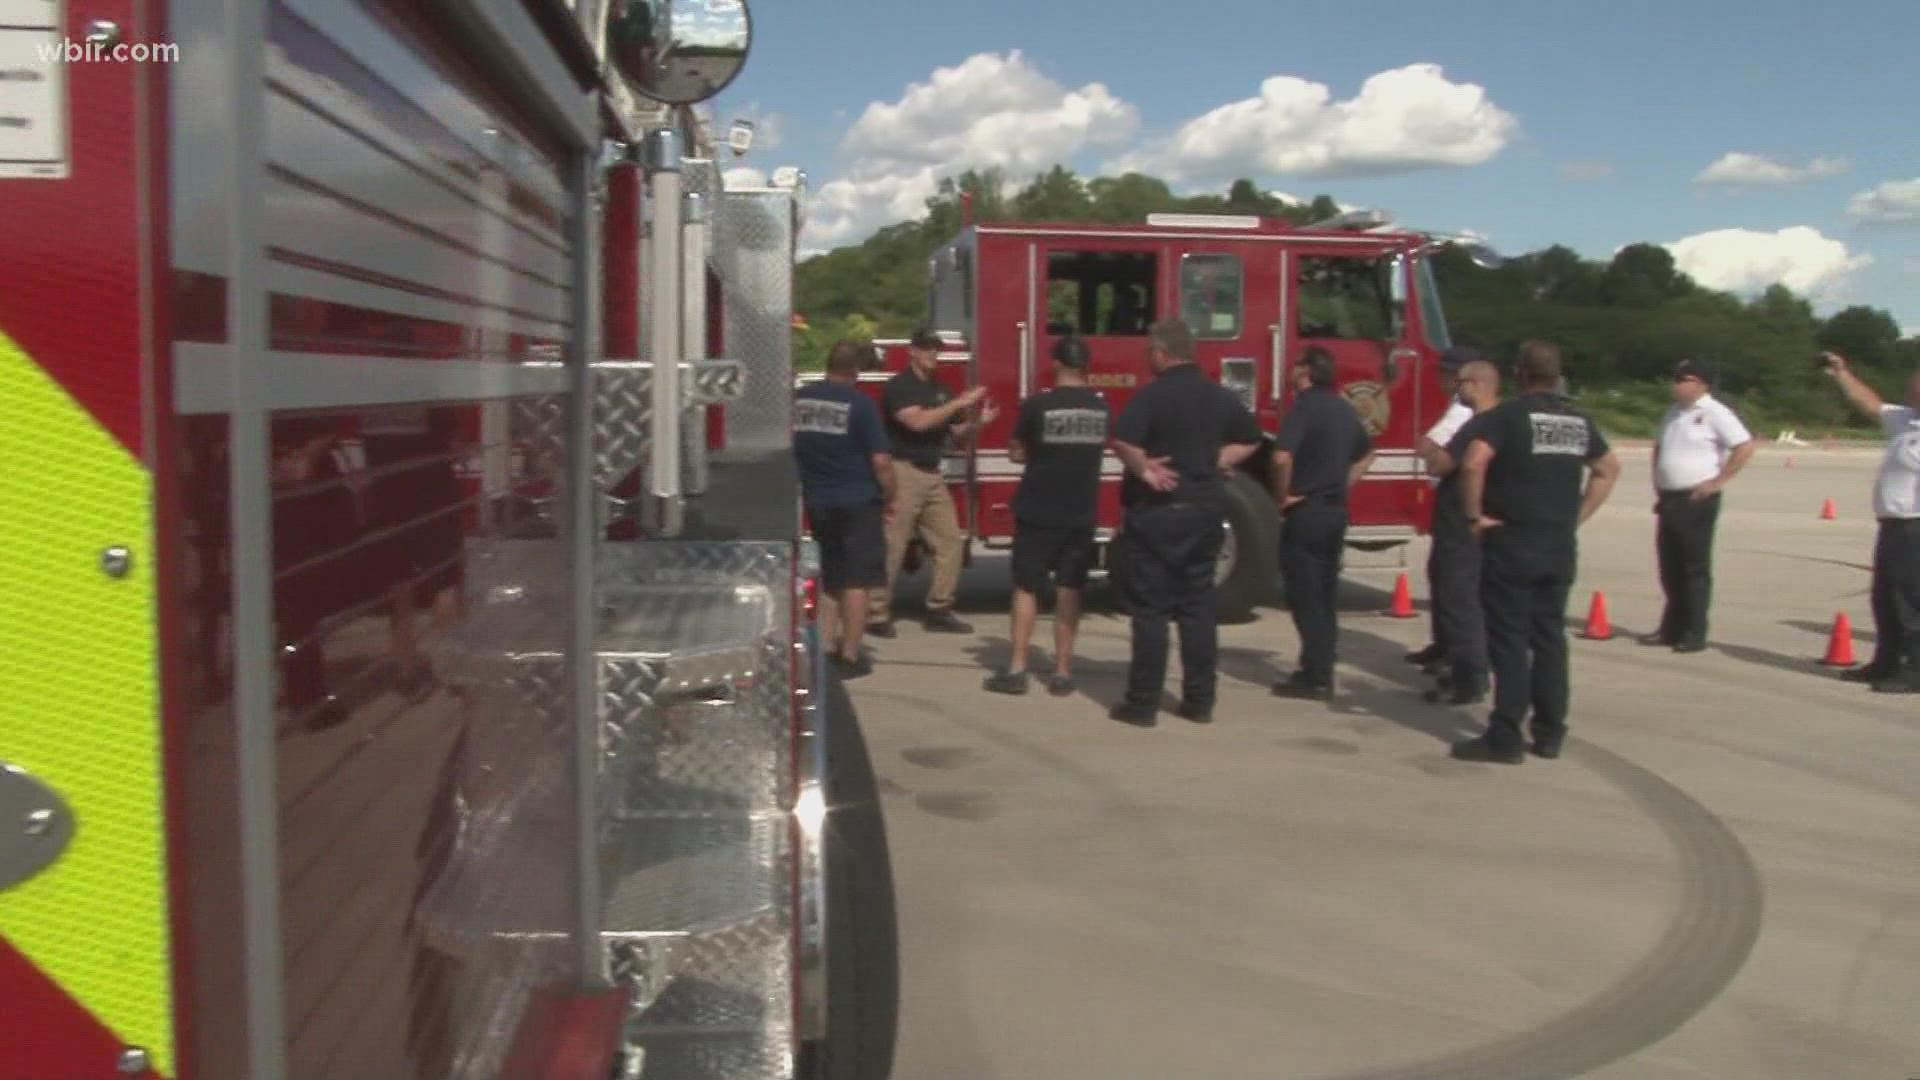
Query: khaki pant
[[870, 460, 965, 624]]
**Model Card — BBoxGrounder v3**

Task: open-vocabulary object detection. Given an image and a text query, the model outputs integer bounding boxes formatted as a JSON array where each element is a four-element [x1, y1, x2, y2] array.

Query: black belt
[[905, 460, 942, 474]]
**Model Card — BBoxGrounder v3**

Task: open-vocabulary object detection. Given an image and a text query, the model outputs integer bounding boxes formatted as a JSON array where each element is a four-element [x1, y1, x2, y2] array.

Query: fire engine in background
[[843, 211, 1500, 620], [0, 2, 895, 1079]]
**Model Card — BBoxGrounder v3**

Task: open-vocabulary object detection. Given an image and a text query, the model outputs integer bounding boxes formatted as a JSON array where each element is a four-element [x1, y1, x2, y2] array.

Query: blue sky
[[709, 0, 1920, 332]]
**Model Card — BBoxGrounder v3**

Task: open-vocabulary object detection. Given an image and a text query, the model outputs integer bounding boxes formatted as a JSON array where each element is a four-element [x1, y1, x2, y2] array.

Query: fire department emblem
[[1344, 381, 1390, 436]]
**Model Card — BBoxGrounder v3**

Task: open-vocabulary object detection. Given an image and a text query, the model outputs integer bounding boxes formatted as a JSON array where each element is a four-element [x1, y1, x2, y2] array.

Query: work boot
[[1425, 681, 1487, 706], [1637, 632, 1674, 647], [1108, 701, 1158, 727], [983, 670, 1029, 695], [1404, 643, 1444, 665], [866, 620, 897, 640], [1530, 739, 1563, 760], [1672, 640, 1708, 654], [1270, 673, 1332, 701], [922, 610, 973, 634], [1839, 664, 1894, 683], [1175, 701, 1213, 724], [1870, 671, 1920, 695], [1449, 734, 1525, 765]]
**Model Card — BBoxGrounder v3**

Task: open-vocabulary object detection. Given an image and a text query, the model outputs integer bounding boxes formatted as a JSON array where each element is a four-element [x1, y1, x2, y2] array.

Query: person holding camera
[[1821, 352, 1920, 694]]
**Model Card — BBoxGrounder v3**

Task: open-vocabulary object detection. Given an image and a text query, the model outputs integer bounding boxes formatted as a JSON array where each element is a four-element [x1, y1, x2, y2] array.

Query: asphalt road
[[847, 445, 1919, 1080]]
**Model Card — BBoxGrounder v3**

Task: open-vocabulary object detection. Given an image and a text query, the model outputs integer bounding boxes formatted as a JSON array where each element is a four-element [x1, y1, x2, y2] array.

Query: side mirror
[[1463, 243, 1506, 270], [606, 0, 753, 106]]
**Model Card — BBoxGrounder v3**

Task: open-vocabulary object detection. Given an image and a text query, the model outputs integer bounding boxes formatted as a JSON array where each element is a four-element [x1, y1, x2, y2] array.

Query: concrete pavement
[[848, 446, 1919, 1080]]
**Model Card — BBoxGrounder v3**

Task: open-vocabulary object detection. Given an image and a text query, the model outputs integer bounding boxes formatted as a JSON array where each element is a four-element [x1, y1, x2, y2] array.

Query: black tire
[[1217, 472, 1280, 622], [799, 670, 900, 1080]]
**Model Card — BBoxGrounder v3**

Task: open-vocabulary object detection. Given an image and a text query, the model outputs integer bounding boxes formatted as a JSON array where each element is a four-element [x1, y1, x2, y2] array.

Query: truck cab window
[[1296, 256, 1402, 341], [1179, 253, 1242, 339], [1047, 250, 1156, 336]]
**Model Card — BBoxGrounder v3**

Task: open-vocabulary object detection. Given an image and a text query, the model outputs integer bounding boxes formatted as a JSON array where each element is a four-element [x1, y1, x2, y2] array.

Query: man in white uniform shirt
[[1407, 348, 1483, 671], [1822, 352, 1920, 694], [1645, 358, 1755, 653]]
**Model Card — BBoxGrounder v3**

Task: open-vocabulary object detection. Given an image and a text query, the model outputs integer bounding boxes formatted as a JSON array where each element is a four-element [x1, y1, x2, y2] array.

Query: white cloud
[[1847, 177, 1920, 226], [1665, 226, 1871, 300], [804, 51, 1138, 249], [1117, 64, 1516, 184], [1558, 160, 1615, 182], [1694, 152, 1850, 186]]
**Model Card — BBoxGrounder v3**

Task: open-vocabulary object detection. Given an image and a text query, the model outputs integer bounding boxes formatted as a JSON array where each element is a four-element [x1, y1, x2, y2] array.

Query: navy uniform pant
[[1654, 491, 1721, 646], [1480, 528, 1576, 752], [1280, 503, 1348, 686], [1122, 503, 1224, 708], [1866, 518, 1920, 674], [1429, 513, 1488, 690]]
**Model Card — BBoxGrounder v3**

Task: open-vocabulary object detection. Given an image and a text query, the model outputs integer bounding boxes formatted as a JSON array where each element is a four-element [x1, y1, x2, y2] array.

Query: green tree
[[1601, 243, 1693, 307], [1013, 165, 1094, 222]]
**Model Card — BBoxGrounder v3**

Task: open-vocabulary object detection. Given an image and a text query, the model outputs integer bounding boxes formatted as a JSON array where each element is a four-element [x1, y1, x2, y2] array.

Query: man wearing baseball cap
[[869, 328, 996, 635], [1645, 358, 1754, 653], [986, 335, 1109, 695]]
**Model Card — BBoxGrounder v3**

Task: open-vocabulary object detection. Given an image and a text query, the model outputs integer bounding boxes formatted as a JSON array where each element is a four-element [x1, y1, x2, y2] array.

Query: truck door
[[1283, 246, 1424, 529], [1174, 247, 1278, 430]]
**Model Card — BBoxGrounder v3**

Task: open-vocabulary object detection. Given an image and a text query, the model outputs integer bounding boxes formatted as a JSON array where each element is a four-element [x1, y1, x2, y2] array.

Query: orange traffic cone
[[1820, 498, 1838, 520], [1820, 612, 1856, 667], [1386, 573, 1417, 619], [1580, 591, 1613, 640]]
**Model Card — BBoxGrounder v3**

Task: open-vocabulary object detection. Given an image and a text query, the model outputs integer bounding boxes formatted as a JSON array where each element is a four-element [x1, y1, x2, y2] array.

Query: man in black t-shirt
[[1421, 358, 1501, 706], [1109, 319, 1266, 726], [1269, 347, 1374, 701], [1455, 341, 1620, 763], [868, 327, 996, 635], [986, 336, 1110, 696], [796, 341, 897, 679]]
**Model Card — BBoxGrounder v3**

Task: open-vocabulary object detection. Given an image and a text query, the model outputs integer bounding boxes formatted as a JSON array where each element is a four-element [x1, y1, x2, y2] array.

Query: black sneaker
[[1405, 644, 1444, 665], [1637, 633, 1675, 647], [1175, 701, 1213, 723], [1672, 640, 1708, 655], [1530, 740, 1563, 760], [866, 621, 897, 640], [1839, 665, 1894, 684], [831, 653, 874, 681], [1870, 672, 1920, 695], [983, 670, 1029, 695], [1045, 673, 1075, 697], [1108, 702, 1158, 727], [1271, 675, 1333, 701], [922, 610, 973, 634], [1449, 735, 1525, 764]]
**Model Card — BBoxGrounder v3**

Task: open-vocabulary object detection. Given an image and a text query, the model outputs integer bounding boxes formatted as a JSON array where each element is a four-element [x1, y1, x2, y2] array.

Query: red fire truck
[[1, 2, 893, 1079], [845, 211, 1494, 620]]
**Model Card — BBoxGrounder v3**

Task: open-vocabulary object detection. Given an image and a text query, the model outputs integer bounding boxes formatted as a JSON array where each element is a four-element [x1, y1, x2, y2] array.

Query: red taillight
[[801, 576, 819, 622]]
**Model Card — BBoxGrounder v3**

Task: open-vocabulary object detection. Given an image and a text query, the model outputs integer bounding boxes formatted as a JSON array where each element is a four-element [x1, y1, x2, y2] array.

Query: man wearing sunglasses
[[1646, 358, 1755, 653]]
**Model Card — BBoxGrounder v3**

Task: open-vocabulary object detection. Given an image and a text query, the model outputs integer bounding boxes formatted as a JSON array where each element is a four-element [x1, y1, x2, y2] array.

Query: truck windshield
[[1416, 257, 1452, 350]]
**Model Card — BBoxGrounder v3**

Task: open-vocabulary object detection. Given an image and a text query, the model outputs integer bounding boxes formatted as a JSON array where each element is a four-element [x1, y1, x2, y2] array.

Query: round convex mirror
[[606, 0, 753, 106]]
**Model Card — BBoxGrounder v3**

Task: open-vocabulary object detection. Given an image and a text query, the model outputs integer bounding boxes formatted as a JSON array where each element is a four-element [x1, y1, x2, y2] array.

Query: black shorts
[[811, 504, 886, 593], [1011, 521, 1095, 593]]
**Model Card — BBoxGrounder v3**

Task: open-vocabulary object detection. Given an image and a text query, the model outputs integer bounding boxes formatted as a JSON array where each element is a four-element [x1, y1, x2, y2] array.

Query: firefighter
[[796, 340, 897, 679], [1420, 358, 1502, 705], [1644, 358, 1755, 653], [985, 335, 1110, 696], [1455, 341, 1621, 763], [869, 327, 996, 636], [1109, 318, 1265, 726], [1820, 352, 1920, 693], [1407, 347, 1482, 671], [1269, 347, 1375, 701]]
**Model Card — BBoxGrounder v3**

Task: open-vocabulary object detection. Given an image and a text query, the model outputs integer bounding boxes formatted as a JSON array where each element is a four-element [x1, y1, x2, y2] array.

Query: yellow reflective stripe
[[0, 330, 173, 1074]]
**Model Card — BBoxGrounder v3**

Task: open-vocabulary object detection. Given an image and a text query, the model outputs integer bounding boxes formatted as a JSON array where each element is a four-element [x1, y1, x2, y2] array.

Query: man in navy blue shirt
[[796, 341, 896, 679], [1269, 347, 1374, 701]]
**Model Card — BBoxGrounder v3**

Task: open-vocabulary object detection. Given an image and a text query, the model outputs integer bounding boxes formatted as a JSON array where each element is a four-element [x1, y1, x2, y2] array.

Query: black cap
[[1440, 345, 1483, 373], [1673, 357, 1717, 386], [908, 328, 942, 351], [1051, 335, 1091, 368]]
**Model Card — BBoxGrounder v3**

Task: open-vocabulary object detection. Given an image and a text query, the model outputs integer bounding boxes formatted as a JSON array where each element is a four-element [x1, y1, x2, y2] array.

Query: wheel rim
[[1215, 520, 1237, 585]]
